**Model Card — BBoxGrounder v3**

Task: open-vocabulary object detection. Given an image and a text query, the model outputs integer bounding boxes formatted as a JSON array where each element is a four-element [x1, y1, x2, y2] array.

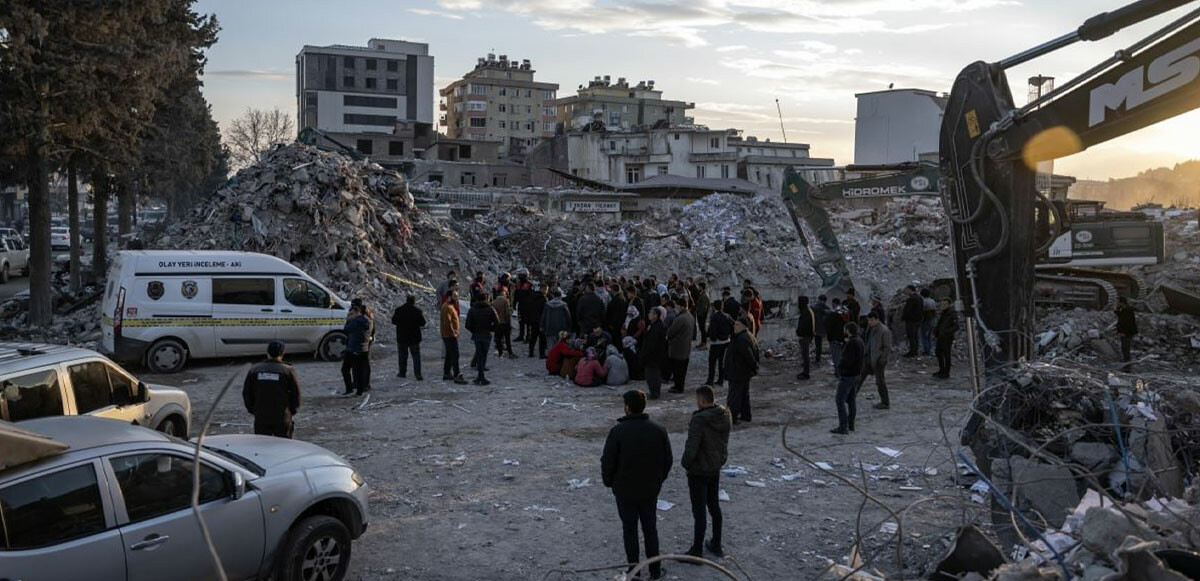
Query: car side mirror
[[231, 471, 245, 500], [137, 381, 148, 403]]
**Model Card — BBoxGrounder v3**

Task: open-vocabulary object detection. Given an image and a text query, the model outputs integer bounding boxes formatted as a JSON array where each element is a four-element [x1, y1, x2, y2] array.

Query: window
[[498, 104, 507, 113], [466, 101, 487, 112], [710, 137, 720, 148], [609, 140, 617, 150], [389, 141, 404, 156], [109, 454, 229, 524], [493, 174, 507, 186], [543, 107, 556, 116], [356, 139, 373, 154], [461, 172, 477, 186], [458, 144, 472, 158], [469, 117, 487, 128], [696, 166, 706, 178], [721, 165, 730, 178], [657, 166, 668, 175], [609, 112, 621, 126], [524, 122, 533, 132], [543, 90, 556, 99], [626, 165, 642, 184], [343, 56, 355, 68], [1, 369, 63, 421], [526, 105, 532, 114], [0, 464, 106, 549], [343, 113, 395, 126], [499, 87, 507, 96], [365, 78, 377, 89], [68, 362, 112, 414], [767, 173, 772, 188], [469, 84, 487, 95], [343, 95, 397, 108], [622, 105, 629, 113], [543, 121, 555, 132], [499, 120, 507, 129], [525, 89, 533, 97], [283, 278, 331, 308], [673, 133, 680, 140], [343, 76, 354, 88], [108, 366, 133, 407], [365, 58, 376, 70], [212, 278, 274, 306], [387, 59, 398, 72], [387, 79, 398, 91]]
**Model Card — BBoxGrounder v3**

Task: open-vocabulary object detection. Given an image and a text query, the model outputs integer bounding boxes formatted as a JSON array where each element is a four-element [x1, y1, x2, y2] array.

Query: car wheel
[[146, 339, 188, 374], [1, 264, 8, 284], [155, 415, 185, 437], [318, 332, 347, 362], [276, 515, 352, 581]]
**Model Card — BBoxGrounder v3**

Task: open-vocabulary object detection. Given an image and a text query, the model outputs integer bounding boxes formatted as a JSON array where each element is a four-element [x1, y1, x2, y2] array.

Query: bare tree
[[224, 107, 295, 170]]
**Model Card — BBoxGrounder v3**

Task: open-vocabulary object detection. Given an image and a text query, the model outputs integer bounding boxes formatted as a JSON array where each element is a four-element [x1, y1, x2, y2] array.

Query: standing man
[[725, 318, 760, 424], [576, 282, 606, 334], [795, 295, 816, 380], [642, 307, 668, 399], [862, 312, 893, 410], [901, 285, 923, 357], [811, 295, 828, 366], [681, 385, 731, 559], [720, 287, 740, 319], [491, 291, 514, 358], [1115, 296, 1138, 372], [933, 297, 958, 379], [705, 306, 733, 388], [601, 389, 672, 581], [465, 294, 498, 386], [825, 298, 847, 374], [832, 322, 865, 435], [920, 288, 936, 356], [391, 294, 426, 381], [242, 341, 301, 438], [844, 288, 862, 326], [666, 300, 695, 394], [343, 305, 372, 396], [542, 289, 572, 349], [606, 282, 629, 338], [470, 271, 487, 303], [441, 289, 467, 384], [525, 284, 548, 358], [513, 269, 533, 342], [436, 270, 457, 307], [695, 281, 711, 350]]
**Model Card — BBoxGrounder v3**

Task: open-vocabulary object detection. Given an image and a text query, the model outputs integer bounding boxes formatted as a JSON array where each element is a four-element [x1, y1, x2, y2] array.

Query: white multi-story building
[[853, 88, 946, 165]]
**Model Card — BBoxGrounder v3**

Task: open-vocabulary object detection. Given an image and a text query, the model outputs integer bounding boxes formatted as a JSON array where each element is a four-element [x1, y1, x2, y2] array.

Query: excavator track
[[1033, 274, 1119, 311], [1036, 267, 1147, 299]]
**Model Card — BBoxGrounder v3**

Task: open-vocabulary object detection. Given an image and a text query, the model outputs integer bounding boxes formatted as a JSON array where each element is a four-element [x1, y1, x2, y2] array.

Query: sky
[[194, 0, 1200, 181]]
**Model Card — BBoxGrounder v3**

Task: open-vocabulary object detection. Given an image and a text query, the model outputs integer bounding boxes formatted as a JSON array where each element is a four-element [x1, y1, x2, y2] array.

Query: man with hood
[[525, 283, 548, 358], [725, 318, 760, 424], [465, 294, 498, 386], [542, 289, 572, 348], [577, 282, 606, 333], [681, 385, 731, 558]]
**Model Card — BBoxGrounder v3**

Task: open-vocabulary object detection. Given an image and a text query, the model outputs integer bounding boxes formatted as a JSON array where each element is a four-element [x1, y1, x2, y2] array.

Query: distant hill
[[1069, 161, 1200, 210]]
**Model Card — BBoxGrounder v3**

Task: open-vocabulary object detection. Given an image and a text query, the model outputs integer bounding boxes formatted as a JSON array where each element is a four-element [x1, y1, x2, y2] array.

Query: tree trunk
[[27, 141, 53, 327], [92, 170, 108, 278], [67, 160, 81, 291], [117, 177, 132, 243]]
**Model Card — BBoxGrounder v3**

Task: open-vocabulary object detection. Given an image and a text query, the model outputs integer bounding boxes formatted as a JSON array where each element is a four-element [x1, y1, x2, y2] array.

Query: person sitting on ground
[[547, 331, 583, 376], [622, 336, 643, 381], [586, 325, 612, 359], [575, 347, 608, 387], [605, 344, 630, 386]]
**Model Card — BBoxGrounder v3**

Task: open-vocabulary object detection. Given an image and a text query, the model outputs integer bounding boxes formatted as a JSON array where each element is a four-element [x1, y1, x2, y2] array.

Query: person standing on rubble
[[825, 298, 847, 374], [795, 295, 816, 381], [681, 384, 731, 559], [491, 291, 514, 359], [392, 294, 426, 381], [642, 307, 668, 399], [901, 285, 924, 358], [933, 297, 957, 379], [342, 306, 372, 396], [725, 318, 760, 424], [666, 300, 695, 394], [465, 294, 498, 386], [525, 284, 548, 358], [1115, 296, 1138, 372], [441, 290, 467, 384], [513, 269, 533, 342], [243, 341, 301, 438], [862, 312, 893, 410], [812, 295, 828, 365], [601, 389, 672, 581], [832, 322, 865, 435]]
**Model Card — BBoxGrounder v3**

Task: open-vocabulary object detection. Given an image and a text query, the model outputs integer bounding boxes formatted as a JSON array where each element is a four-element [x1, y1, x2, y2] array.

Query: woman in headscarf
[[621, 335, 643, 381], [574, 347, 607, 387], [622, 304, 645, 345]]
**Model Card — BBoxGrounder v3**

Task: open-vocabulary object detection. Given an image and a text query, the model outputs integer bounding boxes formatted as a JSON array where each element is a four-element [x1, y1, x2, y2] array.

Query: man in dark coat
[[901, 285, 923, 357], [513, 270, 533, 342], [642, 307, 669, 399], [720, 287, 740, 319], [606, 284, 629, 337], [695, 281, 711, 349], [705, 308, 734, 387], [862, 312, 893, 410], [934, 297, 958, 379], [666, 302, 695, 394], [343, 305, 372, 396], [391, 294, 426, 381], [542, 290, 572, 351], [811, 295, 829, 365], [681, 385, 731, 558], [725, 319, 760, 424], [844, 288, 862, 326], [601, 389, 672, 580], [464, 296, 497, 385], [1115, 296, 1138, 372], [525, 285, 548, 358], [577, 282, 606, 334], [832, 322, 865, 435], [825, 298, 847, 375], [795, 295, 816, 380], [243, 341, 301, 438]]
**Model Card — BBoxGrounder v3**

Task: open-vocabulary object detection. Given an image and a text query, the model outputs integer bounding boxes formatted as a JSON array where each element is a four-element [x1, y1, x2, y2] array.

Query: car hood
[[202, 434, 352, 475]]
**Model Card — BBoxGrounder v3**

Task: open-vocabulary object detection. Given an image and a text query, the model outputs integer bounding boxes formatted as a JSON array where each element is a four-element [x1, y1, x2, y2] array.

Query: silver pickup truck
[[0, 236, 29, 283]]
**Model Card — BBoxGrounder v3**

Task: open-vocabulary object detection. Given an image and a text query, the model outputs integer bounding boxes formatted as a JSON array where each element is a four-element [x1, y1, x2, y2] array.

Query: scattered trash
[[503, 459, 520, 466], [656, 500, 674, 511], [745, 480, 767, 488], [567, 478, 591, 489], [875, 446, 903, 458], [811, 461, 834, 471], [878, 522, 898, 535], [718, 490, 731, 502], [723, 466, 750, 477]]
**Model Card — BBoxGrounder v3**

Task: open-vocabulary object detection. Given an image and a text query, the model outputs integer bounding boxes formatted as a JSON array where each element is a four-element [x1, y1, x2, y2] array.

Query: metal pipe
[[996, 31, 1081, 71]]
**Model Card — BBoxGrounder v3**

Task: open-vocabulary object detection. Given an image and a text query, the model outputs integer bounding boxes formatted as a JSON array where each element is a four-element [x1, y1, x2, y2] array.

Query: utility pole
[[775, 99, 788, 143]]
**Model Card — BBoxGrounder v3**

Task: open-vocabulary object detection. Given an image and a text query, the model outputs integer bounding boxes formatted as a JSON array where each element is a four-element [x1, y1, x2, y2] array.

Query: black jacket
[[606, 294, 629, 335], [601, 413, 673, 501], [839, 335, 866, 378], [845, 297, 861, 323], [935, 309, 958, 341], [708, 310, 734, 343], [641, 320, 668, 368], [795, 300, 816, 339], [465, 301, 497, 339], [902, 294, 923, 323], [682, 404, 732, 476], [695, 290, 711, 316], [825, 310, 846, 342], [725, 328, 760, 382], [721, 297, 741, 319], [811, 302, 828, 337], [391, 303, 427, 344], [1116, 305, 1138, 335], [576, 292, 606, 332], [524, 292, 547, 326], [243, 360, 301, 425]]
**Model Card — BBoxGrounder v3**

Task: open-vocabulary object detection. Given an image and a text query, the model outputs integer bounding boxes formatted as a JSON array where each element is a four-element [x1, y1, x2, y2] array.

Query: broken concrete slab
[[1010, 456, 1081, 529]]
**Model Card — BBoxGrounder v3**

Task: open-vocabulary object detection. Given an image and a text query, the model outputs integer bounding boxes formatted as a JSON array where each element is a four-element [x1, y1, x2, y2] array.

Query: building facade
[[556, 77, 694, 132], [296, 38, 435, 165], [853, 88, 947, 165], [440, 54, 559, 161]]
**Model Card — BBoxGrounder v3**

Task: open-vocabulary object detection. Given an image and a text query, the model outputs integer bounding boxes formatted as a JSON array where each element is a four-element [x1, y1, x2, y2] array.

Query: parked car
[[0, 237, 29, 282], [0, 416, 370, 581], [0, 342, 191, 435], [51, 227, 70, 250], [0, 227, 23, 243]]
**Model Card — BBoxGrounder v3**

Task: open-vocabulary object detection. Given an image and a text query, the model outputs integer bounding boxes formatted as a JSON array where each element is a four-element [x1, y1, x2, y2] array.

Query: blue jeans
[[920, 319, 934, 355], [829, 341, 845, 374], [835, 376, 859, 429], [471, 337, 491, 377], [442, 337, 460, 377]]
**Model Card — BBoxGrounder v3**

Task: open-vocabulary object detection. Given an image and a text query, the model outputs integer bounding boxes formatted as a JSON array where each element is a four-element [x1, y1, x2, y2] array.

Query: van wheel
[[156, 415, 186, 437], [147, 339, 188, 374], [275, 515, 352, 581], [318, 332, 347, 362]]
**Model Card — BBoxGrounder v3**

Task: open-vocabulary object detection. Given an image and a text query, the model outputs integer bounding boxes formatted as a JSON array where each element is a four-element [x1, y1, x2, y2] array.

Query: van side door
[[211, 277, 279, 357], [279, 277, 340, 351]]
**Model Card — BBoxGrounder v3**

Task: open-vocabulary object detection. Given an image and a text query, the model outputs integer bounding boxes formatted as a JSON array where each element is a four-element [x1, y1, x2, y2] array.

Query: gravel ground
[[143, 324, 978, 581]]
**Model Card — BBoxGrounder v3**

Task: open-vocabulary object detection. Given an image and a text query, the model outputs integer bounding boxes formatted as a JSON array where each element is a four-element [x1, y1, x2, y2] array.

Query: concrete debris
[[1035, 307, 1200, 369]]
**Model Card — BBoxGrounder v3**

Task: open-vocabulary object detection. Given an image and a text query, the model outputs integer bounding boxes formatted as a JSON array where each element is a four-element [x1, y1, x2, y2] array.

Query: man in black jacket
[[901, 285, 923, 357], [720, 287, 740, 319], [513, 269, 533, 342], [601, 390, 672, 580], [725, 319, 760, 424], [832, 322, 865, 435], [933, 298, 958, 379], [681, 385, 731, 558], [705, 308, 733, 387], [695, 281, 711, 349], [1115, 296, 1138, 372], [606, 283, 629, 337], [524, 285, 548, 358], [576, 282, 606, 333], [825, 298, 847, 374], [642, 307, 668, 399], [465, 296, 497, 385], [392, 294, 426, 381], [811, 295, 828, 365], [795, 295, 816, 380], [243, 341, 301, 438]]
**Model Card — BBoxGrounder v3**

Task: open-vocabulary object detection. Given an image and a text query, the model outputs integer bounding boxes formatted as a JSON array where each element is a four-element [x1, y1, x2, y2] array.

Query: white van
[[100, 251, 350, 373]]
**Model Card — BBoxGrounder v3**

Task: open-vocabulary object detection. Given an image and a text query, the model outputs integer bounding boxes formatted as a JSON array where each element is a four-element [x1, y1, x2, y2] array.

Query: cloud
[[694, 101, 853, 125], [203, 69, 290, 81], [717, 45, 748, 52], [407, 8, 464, 19], [687, 77, 721, 85]]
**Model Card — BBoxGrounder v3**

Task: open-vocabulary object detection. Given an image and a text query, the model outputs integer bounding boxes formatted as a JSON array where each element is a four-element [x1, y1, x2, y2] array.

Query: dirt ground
[[147, 324, 982, 581]]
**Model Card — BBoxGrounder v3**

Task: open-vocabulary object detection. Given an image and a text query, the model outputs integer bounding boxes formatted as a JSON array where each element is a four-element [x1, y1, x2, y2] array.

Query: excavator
[[781, 163, 1165, 310], [782, 0, 1200, 396]]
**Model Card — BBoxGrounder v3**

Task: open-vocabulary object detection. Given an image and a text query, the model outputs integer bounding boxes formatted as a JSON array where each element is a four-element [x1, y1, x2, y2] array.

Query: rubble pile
[[1035, 307, 1200, 370], [1136, 211, 1200, 298], [0, 282, 104, 347], [155, 143, 479, 302]]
